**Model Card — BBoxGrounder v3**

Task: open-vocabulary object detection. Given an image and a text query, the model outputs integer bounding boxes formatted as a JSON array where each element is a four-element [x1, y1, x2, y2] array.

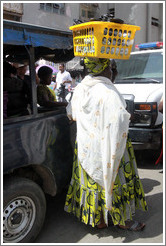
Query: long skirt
[[64, 139, 148, 227]]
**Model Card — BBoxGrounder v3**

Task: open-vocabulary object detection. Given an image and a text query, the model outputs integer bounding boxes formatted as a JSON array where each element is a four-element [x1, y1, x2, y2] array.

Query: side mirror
[[122, 94, 135, 115]]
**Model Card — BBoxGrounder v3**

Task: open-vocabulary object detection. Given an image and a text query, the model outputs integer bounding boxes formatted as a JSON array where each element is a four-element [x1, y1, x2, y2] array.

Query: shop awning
[[3, 20, 74, 63]]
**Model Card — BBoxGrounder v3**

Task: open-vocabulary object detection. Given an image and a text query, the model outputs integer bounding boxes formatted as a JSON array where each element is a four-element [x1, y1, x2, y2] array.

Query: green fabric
[[48, 87, 56, 101], [37, 84, 56, 106], [64, 139, 148, 227], [84, 57, 110, 75]]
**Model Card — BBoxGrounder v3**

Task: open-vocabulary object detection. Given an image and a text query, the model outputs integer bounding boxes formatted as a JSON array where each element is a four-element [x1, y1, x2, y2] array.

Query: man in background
[[56, 63, 72, 101]]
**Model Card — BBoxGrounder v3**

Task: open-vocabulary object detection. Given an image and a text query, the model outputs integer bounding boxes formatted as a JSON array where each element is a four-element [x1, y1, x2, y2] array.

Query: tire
[[3, 177, 46, 243]]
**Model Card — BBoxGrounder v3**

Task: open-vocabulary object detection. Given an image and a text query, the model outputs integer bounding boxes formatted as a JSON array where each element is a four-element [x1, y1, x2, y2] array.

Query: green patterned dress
[[64, 139, 148, 227]]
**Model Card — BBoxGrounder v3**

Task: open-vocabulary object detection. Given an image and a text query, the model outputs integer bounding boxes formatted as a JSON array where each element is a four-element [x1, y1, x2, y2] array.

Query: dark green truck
[[3, 20, 76, 243]]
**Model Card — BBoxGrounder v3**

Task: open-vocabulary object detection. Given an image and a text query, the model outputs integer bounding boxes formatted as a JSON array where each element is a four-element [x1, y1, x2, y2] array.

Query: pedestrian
[[158, 96, 163, 114], [155, 96, 163, 165], [64, 57, 148, 231], [50, 75, 56, 91], [56, 64, 72, 101]]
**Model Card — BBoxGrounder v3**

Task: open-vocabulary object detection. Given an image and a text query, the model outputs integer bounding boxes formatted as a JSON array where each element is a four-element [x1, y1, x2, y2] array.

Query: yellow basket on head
[[70, 21, 140, 60]]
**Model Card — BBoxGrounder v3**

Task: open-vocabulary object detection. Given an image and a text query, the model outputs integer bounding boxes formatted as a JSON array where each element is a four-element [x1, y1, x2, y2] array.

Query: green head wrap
[[84, 57, 110, 75]]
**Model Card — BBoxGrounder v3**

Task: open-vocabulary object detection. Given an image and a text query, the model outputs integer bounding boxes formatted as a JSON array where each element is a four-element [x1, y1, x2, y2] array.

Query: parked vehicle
[[3, 20, 75, 243], [114, 42, 163, 150]]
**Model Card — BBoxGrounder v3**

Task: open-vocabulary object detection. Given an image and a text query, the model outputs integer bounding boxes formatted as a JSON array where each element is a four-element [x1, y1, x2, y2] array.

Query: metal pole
[[28, 46, 38, 115], [146, 3, 151, 42]]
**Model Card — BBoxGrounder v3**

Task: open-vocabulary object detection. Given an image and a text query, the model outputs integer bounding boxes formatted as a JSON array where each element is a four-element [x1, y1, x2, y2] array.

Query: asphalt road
[[34, 150, 163, 244]]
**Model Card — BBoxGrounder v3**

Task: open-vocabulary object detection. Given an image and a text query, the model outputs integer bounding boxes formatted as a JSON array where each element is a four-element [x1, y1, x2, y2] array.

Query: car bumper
[[128, 127, 162, 150]]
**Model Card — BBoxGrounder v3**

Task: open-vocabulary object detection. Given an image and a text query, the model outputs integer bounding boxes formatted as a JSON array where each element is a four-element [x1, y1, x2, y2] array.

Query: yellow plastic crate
[[70, 21, 140, 59]]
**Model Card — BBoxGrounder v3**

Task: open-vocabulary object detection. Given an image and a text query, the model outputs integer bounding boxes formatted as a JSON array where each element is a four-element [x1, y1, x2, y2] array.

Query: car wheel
[[3, 177, 46, 243]]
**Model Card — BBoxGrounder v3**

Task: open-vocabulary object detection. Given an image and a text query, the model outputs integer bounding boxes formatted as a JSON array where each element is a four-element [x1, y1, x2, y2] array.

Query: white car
[[114, 42, 163, 150]]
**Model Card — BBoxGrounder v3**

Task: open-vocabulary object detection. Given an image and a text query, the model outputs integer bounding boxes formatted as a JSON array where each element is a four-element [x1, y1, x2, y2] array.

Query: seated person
[[37, 66, 67, 107], [3, 61, 30, 117], [15, 63, 32, 107]]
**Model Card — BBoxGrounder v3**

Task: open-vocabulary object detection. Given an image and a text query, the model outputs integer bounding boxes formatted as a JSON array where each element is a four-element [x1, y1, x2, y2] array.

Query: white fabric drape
[[67, 75, 131, 210]]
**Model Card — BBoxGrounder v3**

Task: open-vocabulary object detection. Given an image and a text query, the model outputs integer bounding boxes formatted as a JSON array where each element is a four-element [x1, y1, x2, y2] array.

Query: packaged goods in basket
[[70, 21, 140, 60]]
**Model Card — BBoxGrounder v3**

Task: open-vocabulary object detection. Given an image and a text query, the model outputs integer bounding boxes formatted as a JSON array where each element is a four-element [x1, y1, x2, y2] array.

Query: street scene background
[[3, 2, 164, 245]]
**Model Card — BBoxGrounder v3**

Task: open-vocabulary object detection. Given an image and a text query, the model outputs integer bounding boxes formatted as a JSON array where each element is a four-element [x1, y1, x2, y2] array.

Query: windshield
[[115, 51, 163, 83]]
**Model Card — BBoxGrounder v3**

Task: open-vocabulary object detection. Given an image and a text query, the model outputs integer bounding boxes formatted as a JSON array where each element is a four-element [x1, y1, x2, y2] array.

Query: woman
[[37, 66, 67, 107], [155, 96, 163, 165], [64, 58, 148, 231]]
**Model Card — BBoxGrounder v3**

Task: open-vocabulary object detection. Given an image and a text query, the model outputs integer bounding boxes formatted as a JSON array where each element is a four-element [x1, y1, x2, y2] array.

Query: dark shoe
[[118, 220, 145, 231]]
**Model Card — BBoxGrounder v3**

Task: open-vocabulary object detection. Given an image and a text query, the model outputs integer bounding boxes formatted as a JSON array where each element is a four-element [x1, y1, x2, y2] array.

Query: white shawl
[[67, 75, 130, 210]]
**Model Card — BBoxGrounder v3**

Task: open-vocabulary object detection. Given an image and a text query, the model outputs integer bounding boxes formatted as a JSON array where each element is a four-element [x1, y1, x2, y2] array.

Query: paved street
[[35, 151, 163, 244]]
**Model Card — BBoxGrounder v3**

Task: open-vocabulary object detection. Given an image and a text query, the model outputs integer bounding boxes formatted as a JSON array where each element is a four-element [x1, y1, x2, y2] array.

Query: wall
[[106, 2, 163, 46], [149, 3, 162, 42], [3, 3, 23, 14], [21, 2, 163, 49], [22, 3, 79, 31], [21, 3, 163, 43]]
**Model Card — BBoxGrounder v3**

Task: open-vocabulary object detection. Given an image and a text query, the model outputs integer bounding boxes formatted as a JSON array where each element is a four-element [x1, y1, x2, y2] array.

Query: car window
[[115, 51, 163, 83]]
